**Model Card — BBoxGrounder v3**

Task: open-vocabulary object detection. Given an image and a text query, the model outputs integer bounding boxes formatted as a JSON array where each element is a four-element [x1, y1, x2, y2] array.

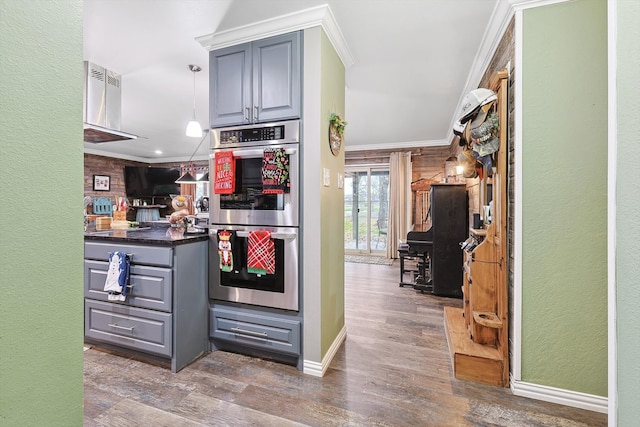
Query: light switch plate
[[323, 168, 331, 187], [337, 173, 344, 189]]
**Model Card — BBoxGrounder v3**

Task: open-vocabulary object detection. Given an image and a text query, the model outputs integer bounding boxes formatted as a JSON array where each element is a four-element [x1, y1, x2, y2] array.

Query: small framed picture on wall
[[93, 175, 110, 191]]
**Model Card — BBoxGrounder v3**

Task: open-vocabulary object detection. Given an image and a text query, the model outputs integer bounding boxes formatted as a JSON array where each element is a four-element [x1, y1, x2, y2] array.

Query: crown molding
[[344, 138, 450, 152], [460, 0, 515, 100], [196, 4, 354, 68], [508, 0, 571, 11]]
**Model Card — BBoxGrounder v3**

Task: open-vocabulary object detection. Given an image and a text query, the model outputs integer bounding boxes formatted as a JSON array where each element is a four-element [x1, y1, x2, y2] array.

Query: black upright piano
[[406, 183, 467, 298]]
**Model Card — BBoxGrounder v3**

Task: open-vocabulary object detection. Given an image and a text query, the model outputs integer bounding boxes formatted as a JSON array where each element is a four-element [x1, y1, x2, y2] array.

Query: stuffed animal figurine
[[168, 194, 190, 226]]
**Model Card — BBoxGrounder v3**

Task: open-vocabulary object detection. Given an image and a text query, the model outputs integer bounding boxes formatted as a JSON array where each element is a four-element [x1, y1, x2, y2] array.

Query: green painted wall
[[0, 1, 84, 425], [301, 27, 345, 365], [521, 0, 608, 396], [319, 30, 346, 356], [616, 0, 640, 423]]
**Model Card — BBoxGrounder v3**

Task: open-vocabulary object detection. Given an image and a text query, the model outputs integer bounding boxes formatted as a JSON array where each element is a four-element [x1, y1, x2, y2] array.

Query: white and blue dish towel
[[103, 251, 131, 301]]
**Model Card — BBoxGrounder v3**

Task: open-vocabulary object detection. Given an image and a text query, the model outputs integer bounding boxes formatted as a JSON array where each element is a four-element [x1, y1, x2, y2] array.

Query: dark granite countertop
[[84, 224, 208, 246]]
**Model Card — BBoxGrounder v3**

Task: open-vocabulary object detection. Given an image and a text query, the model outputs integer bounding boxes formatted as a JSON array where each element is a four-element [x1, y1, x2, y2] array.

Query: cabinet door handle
[[108, 323, 134, 331], [230, 327, 267, 338], [244, 106, 250, 122], [253, 105, 258, 121]]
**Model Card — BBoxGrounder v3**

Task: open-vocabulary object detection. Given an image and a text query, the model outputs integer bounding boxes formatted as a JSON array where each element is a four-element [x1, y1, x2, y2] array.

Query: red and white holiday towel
[[213, 150, 235, 194], [246, 230, 275, 275]]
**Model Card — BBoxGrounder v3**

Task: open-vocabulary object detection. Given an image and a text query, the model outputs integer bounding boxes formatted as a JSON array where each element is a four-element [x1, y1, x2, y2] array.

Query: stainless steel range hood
[[83, 61, 138, 143]]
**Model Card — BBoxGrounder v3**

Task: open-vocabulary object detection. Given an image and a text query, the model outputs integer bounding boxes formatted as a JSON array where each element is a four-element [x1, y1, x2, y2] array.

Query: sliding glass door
[[344, 166, 389, 254]]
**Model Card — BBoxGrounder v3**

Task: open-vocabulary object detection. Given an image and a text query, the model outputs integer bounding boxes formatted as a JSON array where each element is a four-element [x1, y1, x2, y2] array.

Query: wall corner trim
[[196, 4, 354, 68], [510, 377, 608, 414], [303, 325, 347, 377]]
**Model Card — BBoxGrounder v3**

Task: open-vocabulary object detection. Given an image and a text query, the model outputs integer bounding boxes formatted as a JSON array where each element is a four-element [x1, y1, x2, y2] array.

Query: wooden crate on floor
[[444, 306, 505, 387]]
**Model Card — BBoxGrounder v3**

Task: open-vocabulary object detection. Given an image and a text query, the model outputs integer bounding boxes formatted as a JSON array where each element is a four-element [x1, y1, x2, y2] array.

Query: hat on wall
[[469, 100, 496, 130], [458, 88, 497, 124], [453, 119, 466, 137], [470, 111, 500, 157]]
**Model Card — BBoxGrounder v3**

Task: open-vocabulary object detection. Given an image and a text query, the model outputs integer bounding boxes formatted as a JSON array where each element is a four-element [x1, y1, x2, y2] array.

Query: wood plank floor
[[84, 260, 607, 426]]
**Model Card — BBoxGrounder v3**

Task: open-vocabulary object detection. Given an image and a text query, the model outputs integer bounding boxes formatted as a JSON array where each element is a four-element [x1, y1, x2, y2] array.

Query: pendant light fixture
[[176, 129, 209, 184], [185, 64, 203, 138], [198, 171, 209, 183]]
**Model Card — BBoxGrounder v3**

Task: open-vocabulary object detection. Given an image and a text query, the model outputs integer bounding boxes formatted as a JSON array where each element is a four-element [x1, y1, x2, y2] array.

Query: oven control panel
[[212, 120, 300, 149], [219, 125, 284, 145]]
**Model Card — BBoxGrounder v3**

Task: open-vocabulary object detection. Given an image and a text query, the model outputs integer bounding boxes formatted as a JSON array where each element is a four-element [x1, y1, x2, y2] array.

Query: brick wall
[[84, 154, 207, 219], [84, 154, 144, 200]]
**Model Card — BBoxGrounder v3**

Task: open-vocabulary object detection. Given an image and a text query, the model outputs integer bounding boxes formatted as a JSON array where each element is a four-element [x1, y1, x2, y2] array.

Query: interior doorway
[[344, 166, 389, 254]]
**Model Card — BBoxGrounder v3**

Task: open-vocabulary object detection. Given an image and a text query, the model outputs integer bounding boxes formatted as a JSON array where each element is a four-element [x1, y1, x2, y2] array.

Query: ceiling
[[83, 0, 501, 163]]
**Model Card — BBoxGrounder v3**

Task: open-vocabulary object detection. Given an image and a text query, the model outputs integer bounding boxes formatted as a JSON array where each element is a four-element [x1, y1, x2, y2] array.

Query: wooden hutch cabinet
[[444, 69, 509, 387]]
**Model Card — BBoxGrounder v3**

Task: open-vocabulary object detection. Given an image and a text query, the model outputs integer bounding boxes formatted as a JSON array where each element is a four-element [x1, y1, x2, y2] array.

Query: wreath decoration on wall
[[328, 113, 347, 156]]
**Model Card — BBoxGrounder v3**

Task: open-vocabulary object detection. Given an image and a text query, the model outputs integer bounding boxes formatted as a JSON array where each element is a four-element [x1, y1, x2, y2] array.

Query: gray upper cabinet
[[209, 31, 301, 127]]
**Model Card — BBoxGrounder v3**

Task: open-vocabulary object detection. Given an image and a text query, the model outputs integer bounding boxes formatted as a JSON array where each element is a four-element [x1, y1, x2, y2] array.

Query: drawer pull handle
[[108, 323, 134, 331], [230, 327, 267, 338]]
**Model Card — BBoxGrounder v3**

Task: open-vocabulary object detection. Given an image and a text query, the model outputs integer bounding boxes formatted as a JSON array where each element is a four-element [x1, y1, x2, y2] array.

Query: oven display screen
[[220, 125, 284, 144]]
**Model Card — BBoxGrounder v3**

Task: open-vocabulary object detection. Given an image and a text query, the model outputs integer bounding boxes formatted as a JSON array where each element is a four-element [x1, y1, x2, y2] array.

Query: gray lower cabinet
[[209, 31, 301, 127], [84, 240, 208, 372], [210, 305, 301, 358], [85, 300, 173, 357]]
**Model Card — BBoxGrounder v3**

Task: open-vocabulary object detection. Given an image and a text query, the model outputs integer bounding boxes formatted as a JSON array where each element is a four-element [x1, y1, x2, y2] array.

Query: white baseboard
[[303, 325, 347, 377], [510, 377, 608, 414]]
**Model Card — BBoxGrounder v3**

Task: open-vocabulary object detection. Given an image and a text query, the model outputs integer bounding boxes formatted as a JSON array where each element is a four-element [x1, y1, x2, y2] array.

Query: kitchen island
[[84, 224, 209, 372]]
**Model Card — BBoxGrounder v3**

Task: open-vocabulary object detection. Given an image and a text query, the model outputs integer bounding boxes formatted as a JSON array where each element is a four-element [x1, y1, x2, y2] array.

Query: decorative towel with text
[[213, 151, 235, 194], [262, 148, 290, 194], [246, 230, 275, 275]]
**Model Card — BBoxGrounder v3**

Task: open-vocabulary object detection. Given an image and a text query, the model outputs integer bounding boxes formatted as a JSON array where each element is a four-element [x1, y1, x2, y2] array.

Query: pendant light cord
[[192, 68, 197, 121]]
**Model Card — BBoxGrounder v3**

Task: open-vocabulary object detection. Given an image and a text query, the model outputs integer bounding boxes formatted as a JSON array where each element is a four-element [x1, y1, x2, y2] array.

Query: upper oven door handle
[[211, 229, 297, 241], [224, 147, 297, 158]]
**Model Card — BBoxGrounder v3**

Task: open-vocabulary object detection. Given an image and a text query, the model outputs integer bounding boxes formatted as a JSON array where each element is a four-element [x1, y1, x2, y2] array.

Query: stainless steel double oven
[[209, 120, 300, 311]]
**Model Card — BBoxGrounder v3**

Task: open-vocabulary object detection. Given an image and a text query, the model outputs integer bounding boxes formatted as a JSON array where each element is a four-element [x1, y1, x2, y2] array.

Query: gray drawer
[[85, 242, 173, 267], [84, 260, 172, 312], [210, 307, 300, 356], [85, 300, 172, 357]]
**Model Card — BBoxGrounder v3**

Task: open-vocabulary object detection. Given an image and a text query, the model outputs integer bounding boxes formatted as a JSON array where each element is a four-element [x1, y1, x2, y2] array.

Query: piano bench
[[398, 248, 424, 287]]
